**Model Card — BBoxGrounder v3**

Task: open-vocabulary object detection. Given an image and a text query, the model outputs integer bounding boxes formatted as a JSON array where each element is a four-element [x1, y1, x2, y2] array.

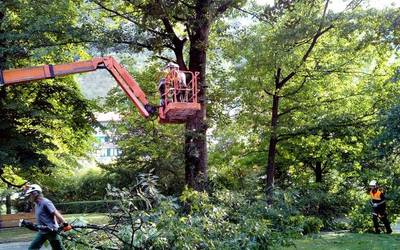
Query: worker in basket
[[22, 184, 70, 250], [369, 180, 392, 234], [158, 62, 187, 107]]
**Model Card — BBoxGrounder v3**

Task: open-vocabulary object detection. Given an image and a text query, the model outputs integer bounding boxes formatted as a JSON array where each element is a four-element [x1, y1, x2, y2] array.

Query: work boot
[[374, 228, 380, 234]]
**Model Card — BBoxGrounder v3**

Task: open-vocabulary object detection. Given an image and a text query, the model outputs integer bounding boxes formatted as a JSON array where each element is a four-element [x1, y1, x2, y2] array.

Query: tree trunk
[[314, 161, 323, 183], [185, 2, 210, 191], [0, 9, 5, 68], [266, 94, 280, 192], [174, 40, 187, 71], [6, 188, 11, 214], [0, 8, 7, 184]]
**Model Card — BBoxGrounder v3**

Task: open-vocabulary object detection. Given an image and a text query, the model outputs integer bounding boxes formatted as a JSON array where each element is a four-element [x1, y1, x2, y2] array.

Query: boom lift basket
[[159, 70, 201, 123]]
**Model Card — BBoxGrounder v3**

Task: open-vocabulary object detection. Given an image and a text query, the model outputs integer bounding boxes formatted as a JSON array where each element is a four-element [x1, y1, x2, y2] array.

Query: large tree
[[84, 0, 245, 190], [212, 1, 400, 194], [0, 0, 95, 187]]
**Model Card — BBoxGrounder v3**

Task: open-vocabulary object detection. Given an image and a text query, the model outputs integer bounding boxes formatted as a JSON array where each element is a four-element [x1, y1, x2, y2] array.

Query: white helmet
[[369, 180, 377, 186], [25, 184, 42, 195], [166, 62, 179, 69]]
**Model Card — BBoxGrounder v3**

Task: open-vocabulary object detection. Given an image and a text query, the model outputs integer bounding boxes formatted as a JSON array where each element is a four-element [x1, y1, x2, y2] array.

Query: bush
[[63, 187, 301, 249], [48, 169, 114, 202], [56, 200, 118, 214], [287, 215, 323, 235], [348, 200, 375, 233], [63, 174, 324, 249], [303, 216, 324, 234]]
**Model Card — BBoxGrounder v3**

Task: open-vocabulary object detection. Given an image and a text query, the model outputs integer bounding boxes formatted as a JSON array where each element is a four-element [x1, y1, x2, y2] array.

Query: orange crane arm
[[0, 56, 156, 118]]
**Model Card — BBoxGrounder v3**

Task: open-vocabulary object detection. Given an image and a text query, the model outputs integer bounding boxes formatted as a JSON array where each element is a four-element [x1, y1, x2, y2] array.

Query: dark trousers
[[29, 231, 64, 250], [372, 212, 392, 233]]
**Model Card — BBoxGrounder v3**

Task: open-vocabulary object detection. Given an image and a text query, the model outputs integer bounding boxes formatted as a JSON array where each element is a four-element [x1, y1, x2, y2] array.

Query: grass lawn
[[277, 232, 400, 250], [64, 213, 109, 225], [0, 213, 107, 244]]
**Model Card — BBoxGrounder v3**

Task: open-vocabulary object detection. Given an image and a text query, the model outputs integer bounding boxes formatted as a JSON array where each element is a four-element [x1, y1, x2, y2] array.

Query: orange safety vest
[[370, 190, 382, 201]]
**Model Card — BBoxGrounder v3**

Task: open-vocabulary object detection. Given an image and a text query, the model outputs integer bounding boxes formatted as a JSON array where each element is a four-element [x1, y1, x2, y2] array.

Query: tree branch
[[234, 6, 273, 25], [281, 75, 308, 98], [263, 88, 274, 96], [277, 0, 333, 89], [275, 68, 281, 88], [0, 171, 27, 188], [278, 93, 366, 117], [215, 0, 236, 16], [93, 0, 164, 37], [277, 112, 377, 142], [155, 55, 174, 63]]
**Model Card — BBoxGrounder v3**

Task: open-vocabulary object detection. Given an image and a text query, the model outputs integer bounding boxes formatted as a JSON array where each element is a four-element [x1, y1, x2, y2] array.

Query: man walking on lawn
[[25, 184, 68, 250], [369, 180, 392, 234]]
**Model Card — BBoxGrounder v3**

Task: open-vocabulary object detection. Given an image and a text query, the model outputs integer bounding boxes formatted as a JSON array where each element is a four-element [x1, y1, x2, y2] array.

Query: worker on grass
[[24, 184, 68, 250], [369, 180, 392, 234]]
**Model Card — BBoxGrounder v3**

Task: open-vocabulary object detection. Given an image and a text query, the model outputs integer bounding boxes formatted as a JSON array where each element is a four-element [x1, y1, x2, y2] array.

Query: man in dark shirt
[[25, 184, 67, 250], [369, 180, 392, 234]]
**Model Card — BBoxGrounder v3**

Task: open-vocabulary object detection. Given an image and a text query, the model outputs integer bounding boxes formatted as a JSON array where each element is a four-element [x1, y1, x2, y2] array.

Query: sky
[[256, 0, 400, 11]]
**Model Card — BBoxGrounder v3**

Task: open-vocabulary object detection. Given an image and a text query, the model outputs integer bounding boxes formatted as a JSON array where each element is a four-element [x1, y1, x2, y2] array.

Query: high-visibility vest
[[370, 190, 382, 201]]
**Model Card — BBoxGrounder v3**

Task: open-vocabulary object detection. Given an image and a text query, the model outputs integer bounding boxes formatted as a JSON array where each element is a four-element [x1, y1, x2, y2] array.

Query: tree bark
[[266, 94, 280, 191], [0, 8, 5, 68], [314, 161, 323, 183], [184, 1, 210, 191], [0, 6, 6, 175], [6, 184, 11, 214]]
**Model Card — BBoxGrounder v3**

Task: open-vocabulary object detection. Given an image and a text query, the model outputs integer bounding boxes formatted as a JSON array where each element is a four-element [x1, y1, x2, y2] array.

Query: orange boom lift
[[0, 56, 200, 123]]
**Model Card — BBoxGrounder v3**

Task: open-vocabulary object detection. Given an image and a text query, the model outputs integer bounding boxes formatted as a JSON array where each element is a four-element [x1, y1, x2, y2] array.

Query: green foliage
[[348, 202, 373, 233], [298, 216, 324, 235], [374, 104, 400, 157], [55, 200, 118, 214], [206, 6, 400, 239], [2, 0, 400, 247], [0, 0, 95, 182], [62, 173, 308, 249], [81, 0, 245, 55], [152, 189, 292, 249], [79, 0, 248, 190], [49, 168, 114, 202]]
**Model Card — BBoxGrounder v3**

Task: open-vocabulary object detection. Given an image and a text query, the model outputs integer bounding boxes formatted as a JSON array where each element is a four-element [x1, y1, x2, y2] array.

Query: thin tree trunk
[[0, 9, 6, 196], [6, 184, 11, 214], [314, 161, 323, 183], [264, 0, 331, 196], [266, 94, 280, 191]]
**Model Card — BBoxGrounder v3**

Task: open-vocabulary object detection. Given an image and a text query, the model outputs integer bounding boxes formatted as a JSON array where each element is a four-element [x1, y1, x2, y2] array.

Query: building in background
[[93, 112, 121, 164]]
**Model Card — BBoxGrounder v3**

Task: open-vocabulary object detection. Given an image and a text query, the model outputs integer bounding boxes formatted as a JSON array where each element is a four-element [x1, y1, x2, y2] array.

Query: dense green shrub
[[303, 216, 324, 234], [63, 175, 305, 249], [48, 168, 115, 202], [56, 200, 118, 214], [152, 188, 293, 249], [65, 172, 393, 249], [287, 215, 323, 235]]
